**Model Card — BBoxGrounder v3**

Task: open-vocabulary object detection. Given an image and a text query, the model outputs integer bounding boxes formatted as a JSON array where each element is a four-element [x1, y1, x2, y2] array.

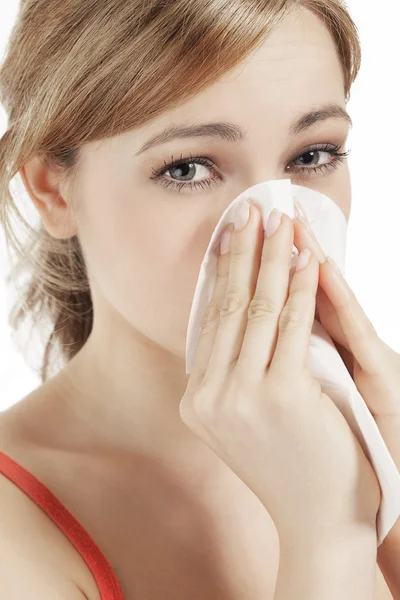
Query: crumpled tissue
[[185, 178, 400, 546]]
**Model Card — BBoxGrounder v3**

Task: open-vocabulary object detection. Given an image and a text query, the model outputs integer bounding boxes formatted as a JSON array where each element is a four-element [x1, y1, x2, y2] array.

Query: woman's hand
[[293, 200, 400, 474], [179, 202, 380, 543]]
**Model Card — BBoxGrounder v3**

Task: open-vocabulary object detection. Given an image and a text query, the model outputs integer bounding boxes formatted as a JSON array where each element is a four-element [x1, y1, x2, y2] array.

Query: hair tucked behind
[[0, 0, 361, 383]]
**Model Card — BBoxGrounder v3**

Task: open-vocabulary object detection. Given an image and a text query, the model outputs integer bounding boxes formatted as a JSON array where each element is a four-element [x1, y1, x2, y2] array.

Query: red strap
[[0, 451, 124, 600]]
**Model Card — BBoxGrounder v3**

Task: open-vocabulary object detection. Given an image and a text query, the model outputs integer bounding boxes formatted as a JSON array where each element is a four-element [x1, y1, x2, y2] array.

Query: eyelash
[[150, 143, 351, 193]]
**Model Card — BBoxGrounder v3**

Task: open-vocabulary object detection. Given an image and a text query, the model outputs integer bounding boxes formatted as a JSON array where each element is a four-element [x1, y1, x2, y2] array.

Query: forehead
[[165, 7, 345, 120], [226, 8, 342, 82], [87, 6, 347, 161]]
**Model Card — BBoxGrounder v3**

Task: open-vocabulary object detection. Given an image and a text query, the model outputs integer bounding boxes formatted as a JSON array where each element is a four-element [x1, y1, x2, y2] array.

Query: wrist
[[279, 524, 378, 559], [279, 521, 378, 554], [275, 528, 378, 600]]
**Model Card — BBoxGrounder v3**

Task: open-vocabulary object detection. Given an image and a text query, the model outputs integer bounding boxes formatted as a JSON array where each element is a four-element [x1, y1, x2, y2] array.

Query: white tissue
[[185, 178, 400, 546]]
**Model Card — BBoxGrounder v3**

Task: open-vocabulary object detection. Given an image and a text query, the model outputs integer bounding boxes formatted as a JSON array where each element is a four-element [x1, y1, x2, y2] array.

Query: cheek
[[333, 162, 351, 221], [305, 162, 351, 221], [113, 207, 208, 345], [74, 180, 205, 351]]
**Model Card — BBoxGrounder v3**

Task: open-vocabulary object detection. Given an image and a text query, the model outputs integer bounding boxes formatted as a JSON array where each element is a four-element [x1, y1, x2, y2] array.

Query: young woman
[[0, 0, 399, 598]]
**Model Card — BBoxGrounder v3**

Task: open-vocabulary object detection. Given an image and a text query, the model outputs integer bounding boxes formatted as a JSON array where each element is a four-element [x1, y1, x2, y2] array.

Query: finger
[[293, 211, 354, 353], [316, 285, 351, 350], [293, 211, 327, 324], [333, 340, 355, 378], [292, 213, 326, 264], [236, 212, 294, 378], [270, 247, 319, 379], [293, 206, 391, 378], [319, 260, 387, 377], [188, 226, 233, 385], [205, 202, 265, 380]]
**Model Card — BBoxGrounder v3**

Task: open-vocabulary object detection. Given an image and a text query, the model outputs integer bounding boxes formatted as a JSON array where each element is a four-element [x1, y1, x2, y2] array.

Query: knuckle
[[265, 377, 301, 412], [265, 367, 321, 409], [229, 242, 247, 259], [288, 287, 314, 305], [229, 378, 254, 416], [279, 305, 303, 335], [234, 393, 257, 422], [220, 289, 250, 319], [192, 385, 216, 422], [202, 300, 221, 331], [265, 373, 290, 400], [279, 289, 314, 334], [247, 292, 282, 323]]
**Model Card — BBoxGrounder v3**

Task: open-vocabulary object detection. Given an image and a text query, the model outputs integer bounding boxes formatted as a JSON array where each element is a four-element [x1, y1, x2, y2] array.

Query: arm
[[377, 517, 400, 600], [274, 528, 378, 600], [0, 480, 91, 600]]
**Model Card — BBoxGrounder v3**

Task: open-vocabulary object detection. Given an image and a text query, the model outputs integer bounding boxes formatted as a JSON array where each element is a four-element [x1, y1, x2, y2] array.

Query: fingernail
[[266, 209, 283, 238], [234, 200, 250, 231], [220, 227, 232, 254], [296, 248, 312, 271], [294, 200, 326, 264], [294, 200, 313, 233]]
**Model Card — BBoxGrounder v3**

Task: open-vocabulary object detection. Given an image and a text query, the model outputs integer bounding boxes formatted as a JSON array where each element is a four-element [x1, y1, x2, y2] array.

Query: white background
[[1, 1, 399, 410]]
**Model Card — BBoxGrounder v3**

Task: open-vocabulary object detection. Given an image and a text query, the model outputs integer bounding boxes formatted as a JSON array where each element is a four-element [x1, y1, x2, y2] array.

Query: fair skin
[[13, 6, 399, 598], [21, 7, 352, 483]]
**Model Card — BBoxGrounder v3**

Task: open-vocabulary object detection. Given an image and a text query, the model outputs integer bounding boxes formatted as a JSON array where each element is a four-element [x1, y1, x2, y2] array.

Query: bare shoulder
[[0, 472, 90, 599], [0, 392, 101, 600]]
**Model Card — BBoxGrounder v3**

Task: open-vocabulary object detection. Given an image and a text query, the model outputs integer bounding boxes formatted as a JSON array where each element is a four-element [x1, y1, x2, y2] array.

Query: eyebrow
[[133, 103, 352, 157]]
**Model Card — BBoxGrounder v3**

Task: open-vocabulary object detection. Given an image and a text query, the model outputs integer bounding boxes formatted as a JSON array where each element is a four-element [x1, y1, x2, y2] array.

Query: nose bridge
[[239, 126, 288, 185], [240, 162, 289, 191]]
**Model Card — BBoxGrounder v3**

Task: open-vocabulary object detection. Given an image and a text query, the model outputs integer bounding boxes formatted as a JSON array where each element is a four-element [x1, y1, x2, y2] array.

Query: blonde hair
[[0, 0, 361, 383]]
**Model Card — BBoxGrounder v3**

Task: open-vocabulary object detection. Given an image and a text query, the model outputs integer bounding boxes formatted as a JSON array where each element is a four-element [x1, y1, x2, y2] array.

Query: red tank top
[[0, 450, 125, 600]]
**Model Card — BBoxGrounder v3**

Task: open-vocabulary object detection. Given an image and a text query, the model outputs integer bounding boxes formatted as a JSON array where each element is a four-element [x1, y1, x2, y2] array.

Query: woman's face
[[67, 7, 352, 362]]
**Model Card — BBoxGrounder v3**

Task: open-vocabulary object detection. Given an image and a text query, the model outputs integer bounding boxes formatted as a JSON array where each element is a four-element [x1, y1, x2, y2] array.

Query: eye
[[286, 144, 351, 177], [150, 144, 351, 193], [150, 153, 222, 193]]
